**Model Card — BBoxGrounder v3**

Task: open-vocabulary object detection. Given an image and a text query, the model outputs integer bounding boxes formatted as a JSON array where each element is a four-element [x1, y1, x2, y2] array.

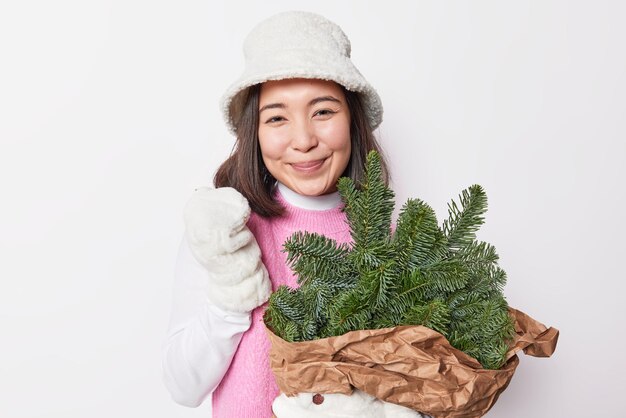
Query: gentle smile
[[290, 159, 326, 172]]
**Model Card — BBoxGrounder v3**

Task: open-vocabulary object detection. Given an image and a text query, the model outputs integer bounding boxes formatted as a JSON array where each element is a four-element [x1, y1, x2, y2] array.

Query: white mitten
[[272, 390, 427, 418], [183, 186, 272, 313]]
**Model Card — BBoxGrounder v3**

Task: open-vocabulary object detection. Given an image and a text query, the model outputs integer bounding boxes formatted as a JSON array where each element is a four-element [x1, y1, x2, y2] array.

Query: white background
[[1, 1, 624, 417]]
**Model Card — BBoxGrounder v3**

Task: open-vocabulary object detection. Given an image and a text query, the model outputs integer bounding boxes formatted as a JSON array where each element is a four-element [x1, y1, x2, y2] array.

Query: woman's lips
[[290, 159, 326, 172]]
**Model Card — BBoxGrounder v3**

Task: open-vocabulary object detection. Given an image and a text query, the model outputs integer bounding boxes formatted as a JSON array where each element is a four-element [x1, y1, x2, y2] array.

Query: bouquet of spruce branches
[[264, 151, 515, 370]]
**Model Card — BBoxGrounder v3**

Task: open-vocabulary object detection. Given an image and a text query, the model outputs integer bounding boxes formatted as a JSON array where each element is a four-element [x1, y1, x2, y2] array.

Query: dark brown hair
[[214, 83, 389, 217]]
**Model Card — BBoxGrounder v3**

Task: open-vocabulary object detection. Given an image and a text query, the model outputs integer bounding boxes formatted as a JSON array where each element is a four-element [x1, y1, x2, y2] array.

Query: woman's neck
[[277, 182, 342, 211]]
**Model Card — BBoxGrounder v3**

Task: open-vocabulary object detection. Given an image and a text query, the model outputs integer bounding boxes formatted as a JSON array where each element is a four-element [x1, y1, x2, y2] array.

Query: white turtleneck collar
[[277, 182, 342, 211]]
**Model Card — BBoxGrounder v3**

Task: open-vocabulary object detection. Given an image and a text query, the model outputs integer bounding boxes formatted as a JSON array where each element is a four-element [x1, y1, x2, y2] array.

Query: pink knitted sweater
[[211, 190, 352, 418]]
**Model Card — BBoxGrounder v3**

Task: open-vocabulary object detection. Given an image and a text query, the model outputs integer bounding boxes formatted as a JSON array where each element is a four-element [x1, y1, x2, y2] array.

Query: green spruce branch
[[264, 151, 515, 369]]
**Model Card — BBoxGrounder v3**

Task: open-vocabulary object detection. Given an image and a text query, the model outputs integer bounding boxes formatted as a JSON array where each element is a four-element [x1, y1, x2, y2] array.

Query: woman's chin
[[290, 181, 334, 197]]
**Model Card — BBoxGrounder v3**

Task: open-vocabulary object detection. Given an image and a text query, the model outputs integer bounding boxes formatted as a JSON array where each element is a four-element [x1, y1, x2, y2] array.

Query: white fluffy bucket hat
[[220, 11, 384, 136]]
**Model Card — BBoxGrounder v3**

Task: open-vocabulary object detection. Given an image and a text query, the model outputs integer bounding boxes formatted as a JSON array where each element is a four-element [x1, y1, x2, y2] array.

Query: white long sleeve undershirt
[[162, 233, 252, 407], [162, 184, 341, 408]]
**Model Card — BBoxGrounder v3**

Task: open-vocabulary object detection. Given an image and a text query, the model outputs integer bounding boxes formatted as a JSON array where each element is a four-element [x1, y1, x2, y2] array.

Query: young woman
[[162, 11, 396, 417]]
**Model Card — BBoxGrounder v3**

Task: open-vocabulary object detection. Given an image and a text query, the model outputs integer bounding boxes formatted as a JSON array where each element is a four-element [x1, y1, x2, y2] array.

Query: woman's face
[[258, 78, 351, 196]]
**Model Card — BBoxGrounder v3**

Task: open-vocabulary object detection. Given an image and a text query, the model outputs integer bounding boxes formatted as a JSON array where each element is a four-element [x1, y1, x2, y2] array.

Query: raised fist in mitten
[[184, 186, 253, 257], [183, 186, 271, 313]]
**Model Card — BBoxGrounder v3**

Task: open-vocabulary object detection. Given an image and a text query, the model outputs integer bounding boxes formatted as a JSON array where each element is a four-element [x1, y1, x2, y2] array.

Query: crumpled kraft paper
[[266, 307, 558, 418]]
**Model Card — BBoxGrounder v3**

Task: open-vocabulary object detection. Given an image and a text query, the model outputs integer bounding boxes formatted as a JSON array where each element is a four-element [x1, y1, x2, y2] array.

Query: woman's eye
[[265, 116, 285, 124], [314, 109, 336, 118]]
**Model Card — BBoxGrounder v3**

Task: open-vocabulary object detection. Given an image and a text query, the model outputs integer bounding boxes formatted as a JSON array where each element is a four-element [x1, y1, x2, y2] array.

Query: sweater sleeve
[[161, 234, 252, 407]]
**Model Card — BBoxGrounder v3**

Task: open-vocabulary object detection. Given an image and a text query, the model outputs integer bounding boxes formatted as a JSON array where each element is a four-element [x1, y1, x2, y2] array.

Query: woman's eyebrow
[[309, 96, 341, 106], [259, 103, 285, 114]]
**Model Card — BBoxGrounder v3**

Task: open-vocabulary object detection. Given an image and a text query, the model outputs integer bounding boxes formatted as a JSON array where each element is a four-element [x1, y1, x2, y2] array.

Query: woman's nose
[[290, 119, 318, 152]]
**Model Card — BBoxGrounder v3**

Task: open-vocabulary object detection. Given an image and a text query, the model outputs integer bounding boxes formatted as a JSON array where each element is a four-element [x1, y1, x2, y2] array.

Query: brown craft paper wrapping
[[267, 307, 558, 418]]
